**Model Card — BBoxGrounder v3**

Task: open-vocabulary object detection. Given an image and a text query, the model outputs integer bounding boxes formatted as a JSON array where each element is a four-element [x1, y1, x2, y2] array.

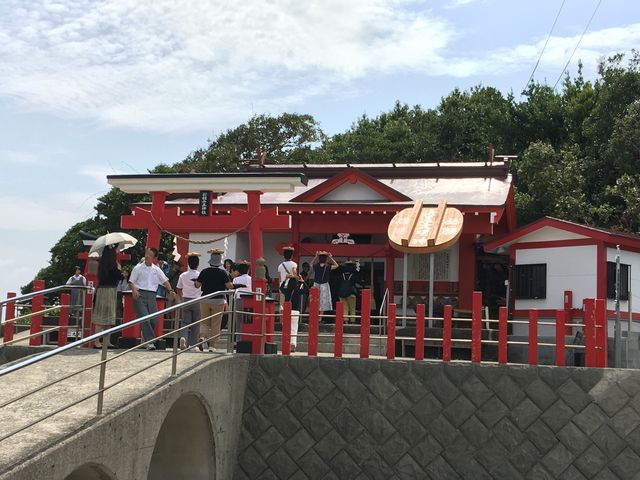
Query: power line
[[523, 0, 566, 93], [553, 0, 603, 90]]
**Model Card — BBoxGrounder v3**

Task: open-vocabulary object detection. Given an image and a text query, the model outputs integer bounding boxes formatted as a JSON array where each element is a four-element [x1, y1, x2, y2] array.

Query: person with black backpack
[[337, 260, 362, 323], [280, 274, 309, 352]]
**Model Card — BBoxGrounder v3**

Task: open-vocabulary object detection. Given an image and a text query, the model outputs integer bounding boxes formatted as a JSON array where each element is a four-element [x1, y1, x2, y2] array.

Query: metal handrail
[[0, 285, 92, 307], [0, 288, 236, 377]]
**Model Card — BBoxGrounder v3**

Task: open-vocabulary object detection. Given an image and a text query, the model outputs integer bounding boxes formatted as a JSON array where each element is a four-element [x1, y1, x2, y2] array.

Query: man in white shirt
[[128, 247, 176, 350], [232, 261, 252, 299], [176, 252, 202, 350], [277, 246, 297, 305]]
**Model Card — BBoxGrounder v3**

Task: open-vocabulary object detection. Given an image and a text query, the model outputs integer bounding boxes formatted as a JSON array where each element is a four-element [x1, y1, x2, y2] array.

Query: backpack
[[338, 273, 355, 298]]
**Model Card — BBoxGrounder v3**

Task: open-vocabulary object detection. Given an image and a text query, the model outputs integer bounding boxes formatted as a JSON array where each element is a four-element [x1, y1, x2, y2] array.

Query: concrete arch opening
[[148, 393, 215, 480], [64, 463, 116, 480]]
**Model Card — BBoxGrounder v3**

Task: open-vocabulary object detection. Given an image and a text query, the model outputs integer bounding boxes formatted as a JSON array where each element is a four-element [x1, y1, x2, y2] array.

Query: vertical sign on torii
[[387, 199, 464, 320]]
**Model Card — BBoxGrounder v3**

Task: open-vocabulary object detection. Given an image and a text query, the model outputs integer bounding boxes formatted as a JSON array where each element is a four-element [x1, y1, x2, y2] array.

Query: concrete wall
[[237, 355, 640, 480], [0, 356, 249, 480]]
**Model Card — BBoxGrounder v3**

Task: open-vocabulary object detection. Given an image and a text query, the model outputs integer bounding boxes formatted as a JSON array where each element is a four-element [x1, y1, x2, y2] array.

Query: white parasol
[[88, 232, 138, 257]]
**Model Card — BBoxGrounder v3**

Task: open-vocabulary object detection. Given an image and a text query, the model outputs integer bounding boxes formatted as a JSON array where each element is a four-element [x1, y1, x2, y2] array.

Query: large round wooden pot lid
[[388, 200, 463, 254]]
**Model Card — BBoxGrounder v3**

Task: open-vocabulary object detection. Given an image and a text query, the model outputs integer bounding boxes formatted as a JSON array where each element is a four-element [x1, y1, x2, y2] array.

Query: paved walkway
[[0, 348, 226, 472]]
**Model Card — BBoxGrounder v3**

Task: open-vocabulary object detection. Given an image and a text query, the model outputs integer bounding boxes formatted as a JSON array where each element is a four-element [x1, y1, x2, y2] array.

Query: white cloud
[[0, 195, 90, 232], [0, 0, 452, 131], [444, 0, 479, 9], [0, 149, 41, 165], [0, 1, 638, 131]]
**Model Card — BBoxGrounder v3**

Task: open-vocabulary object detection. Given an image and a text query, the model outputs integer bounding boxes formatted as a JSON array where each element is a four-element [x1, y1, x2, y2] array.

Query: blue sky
[[1, 0, 640, 297]]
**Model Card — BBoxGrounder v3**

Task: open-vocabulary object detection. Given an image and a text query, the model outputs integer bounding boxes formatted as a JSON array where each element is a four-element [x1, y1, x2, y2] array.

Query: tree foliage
[[26, 51, 640, 291]]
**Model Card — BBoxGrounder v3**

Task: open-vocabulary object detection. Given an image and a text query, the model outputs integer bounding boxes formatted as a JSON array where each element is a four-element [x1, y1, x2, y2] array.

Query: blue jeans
[[181, 299, 201, 346], [133, 290, 158, 343]]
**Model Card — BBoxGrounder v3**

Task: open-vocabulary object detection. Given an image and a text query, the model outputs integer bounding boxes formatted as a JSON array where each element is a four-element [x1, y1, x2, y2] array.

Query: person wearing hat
[[129, 247, 177, 350], [195, 248, 233, 352], [312, 251, 339, 318], [176, 252, 202, 350], [337, 260, 362, 323], [278, 246, 298, 305]]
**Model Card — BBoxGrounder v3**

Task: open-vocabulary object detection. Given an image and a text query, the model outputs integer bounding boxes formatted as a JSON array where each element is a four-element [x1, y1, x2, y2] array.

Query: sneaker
[[145, 344, 156, 351], [198, 338, 205, 352], [208, 347, 215, 353], [179, 337, 187, 350]]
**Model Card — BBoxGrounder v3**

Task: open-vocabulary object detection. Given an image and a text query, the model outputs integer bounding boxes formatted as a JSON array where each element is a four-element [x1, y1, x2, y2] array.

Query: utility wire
[[523, 0, 566, 93], [553, 0, 603, 90]]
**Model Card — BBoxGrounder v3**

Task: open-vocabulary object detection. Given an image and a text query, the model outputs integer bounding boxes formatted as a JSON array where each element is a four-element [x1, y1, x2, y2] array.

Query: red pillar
[[308, 288, 319, 356], [443, 304, 452, 362], [415, 304, 425, 361], [335, 300, 344, 358], [555, 310, 565, 366], [498, 306, 507, 364], [528, 310, 538, 365], [596, 242, 607, 301], [595, 298, 607, 368], [29, 279, 45, 346], [146, 191, 167, 249], [458, 234, 477, 309], [584, 299, 596, 367], [471, 291, 482, 363], [291, 215, 300, 266], [176, 234, 189, 271], [3, 292, 16, 342], [58, 293, 70, 347], [281, 301, 291, 355], [246, 191, 263, 269], [386, 303, 396, 360], [360, 289, 371, 358]]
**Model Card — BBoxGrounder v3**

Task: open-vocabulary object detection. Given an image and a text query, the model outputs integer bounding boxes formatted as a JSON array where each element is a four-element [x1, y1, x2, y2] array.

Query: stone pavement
[[0, 347, 225, 473], [236, 356, 640, 479]]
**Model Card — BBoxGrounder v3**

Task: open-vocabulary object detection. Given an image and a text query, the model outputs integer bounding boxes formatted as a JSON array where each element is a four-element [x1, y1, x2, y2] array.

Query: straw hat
[[207, 248, 225, 254], [187, 251, 201, 257]]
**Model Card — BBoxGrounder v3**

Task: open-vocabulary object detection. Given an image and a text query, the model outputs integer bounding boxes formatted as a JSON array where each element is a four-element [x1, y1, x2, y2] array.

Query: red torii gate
[[107, 173, 308, 268]]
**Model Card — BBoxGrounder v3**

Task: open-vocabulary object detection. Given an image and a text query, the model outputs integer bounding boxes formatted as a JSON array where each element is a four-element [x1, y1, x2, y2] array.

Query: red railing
[[278, 288, 608, 368]]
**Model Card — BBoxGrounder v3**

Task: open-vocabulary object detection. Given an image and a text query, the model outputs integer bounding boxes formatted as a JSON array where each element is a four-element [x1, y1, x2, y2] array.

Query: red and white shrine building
[[108, 162, 516, 314]]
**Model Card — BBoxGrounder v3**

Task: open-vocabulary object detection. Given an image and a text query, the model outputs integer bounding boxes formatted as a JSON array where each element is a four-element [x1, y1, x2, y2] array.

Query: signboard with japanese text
[[199, 191, 211, 216]]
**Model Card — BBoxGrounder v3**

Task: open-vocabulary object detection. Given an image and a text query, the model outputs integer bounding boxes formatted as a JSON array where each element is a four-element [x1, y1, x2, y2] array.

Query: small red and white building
[[484, 216, 640, 336]]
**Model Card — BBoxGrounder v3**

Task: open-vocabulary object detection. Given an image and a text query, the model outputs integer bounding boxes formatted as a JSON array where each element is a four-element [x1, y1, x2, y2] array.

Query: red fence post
[[3, 292, 16, 343], [471, 291, 482, 363], [387, 303, 396, 360], [528, 309, 538, 365], [415, 304, 425, 361], [29, 280, 45, 346], [335, 300, 344, 358], [308, 288, 319, 356], [595, 299, 607, 368], [281, 301, 291, 356], [498, 306, 508, 364], [360, 289, 371, 359], [555, 310, 565, 367], [443, 305, 452, 362], [584, 299, 596, 367], [564, 290, 573, 335], [58, 293, 70, 347]]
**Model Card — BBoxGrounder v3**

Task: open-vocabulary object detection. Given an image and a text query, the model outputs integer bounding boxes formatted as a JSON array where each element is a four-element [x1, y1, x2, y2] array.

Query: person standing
[[156, 253, 171, 298], [92, 246, 121, 348], [195, 248, 233, 352], [176, 253, 202, 350], [128, 247, 176, 350], [312, 251, 339, 319], [232, 261, 252, 298], [280, 275, 309, 353], [337, 260, 362, 323], [277, 246, 297, 305], [66, 266, 86, 326]]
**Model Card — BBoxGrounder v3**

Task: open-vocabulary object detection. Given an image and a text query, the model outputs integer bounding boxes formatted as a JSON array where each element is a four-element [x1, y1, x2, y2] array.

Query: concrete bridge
[[3, 350, 640, 479]]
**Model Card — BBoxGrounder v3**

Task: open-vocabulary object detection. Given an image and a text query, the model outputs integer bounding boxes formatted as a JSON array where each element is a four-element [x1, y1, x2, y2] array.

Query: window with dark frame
[[607, 262, 630, 301], [513, 264, 547, 299]]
